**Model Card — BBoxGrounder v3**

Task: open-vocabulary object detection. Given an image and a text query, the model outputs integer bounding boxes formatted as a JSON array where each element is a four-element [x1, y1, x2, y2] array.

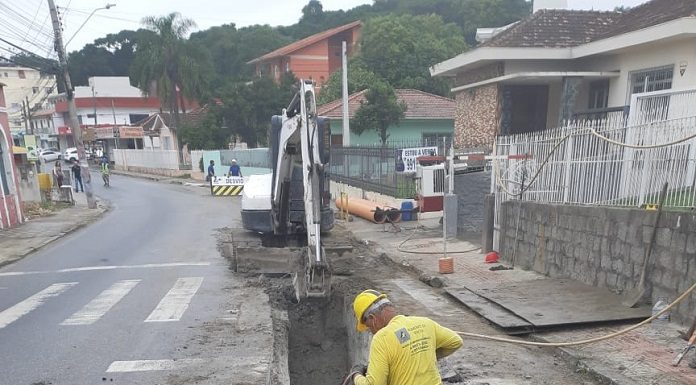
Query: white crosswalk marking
[[106, 359, 205, 372], [0, 282, 78, 329], [61, 280, 141, 326], [145, 277, 204, 322]]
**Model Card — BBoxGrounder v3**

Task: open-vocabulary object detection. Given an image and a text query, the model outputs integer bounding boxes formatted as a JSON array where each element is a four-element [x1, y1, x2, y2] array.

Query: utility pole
[[22, 99, 30, 134], [341, 41, 350, 147], [48, 0, 96, 208]]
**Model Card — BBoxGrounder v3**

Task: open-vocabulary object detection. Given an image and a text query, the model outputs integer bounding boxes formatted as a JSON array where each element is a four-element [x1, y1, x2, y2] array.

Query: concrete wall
[[498, 201, 696, 323], [454, 171, 490, 239]]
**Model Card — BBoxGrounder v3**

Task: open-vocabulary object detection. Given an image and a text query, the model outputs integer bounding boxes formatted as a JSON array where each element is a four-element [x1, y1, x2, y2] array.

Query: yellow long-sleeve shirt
[[354, 315, 463, 385]]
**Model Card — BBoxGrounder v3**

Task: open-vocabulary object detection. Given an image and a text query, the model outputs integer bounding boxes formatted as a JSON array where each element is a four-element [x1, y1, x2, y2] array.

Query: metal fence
[[494, 114, 696, 209], [494, 87, 696, 210], [329, 138, 451, 198]]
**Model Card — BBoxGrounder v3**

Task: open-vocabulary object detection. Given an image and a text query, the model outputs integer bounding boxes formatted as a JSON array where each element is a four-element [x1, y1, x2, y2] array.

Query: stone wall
[[454, 171, 490, 239], [499, 201, 696, 323], [454, 85, 500, 148]]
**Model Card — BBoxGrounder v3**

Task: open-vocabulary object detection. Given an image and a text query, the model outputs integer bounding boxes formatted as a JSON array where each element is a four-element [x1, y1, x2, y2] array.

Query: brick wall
[[499, 201, 696, 323]]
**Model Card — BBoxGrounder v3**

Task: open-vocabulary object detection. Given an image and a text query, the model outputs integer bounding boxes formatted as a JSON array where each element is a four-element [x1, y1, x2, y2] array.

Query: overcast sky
[[5, 0, 651, 57]]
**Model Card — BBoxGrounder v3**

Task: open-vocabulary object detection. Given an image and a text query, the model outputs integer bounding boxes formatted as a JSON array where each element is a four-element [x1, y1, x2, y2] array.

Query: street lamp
[[65, 3, 116, 49]]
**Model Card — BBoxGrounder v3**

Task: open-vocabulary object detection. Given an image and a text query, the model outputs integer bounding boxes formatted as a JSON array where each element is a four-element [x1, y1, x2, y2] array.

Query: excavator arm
[[271, 80, 330, 299]]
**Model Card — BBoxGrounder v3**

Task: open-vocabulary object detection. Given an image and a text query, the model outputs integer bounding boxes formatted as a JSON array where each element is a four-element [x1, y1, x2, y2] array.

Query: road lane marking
[[0, 262, 212, 277], [145, 277, 204, 322], [0, 282, 78, 329], [61, 280, 141, 325], [106, 359, 205, 372]]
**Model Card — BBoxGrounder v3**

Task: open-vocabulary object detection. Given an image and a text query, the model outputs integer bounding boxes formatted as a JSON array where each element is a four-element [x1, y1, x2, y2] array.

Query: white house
[[51, 76, 161, 152], [430, 0, 696, 148]]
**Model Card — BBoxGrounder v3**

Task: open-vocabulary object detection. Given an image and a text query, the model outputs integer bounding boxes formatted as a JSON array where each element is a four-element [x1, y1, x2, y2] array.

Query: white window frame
[[627, 65, 674, 101]]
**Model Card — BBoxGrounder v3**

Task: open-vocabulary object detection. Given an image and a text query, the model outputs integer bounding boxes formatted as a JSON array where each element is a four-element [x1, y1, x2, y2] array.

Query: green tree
[[68, 29, 151, 86], [217, 73, 297, 147], [130, 13, 210, 129], [189, 24, 292, 88], [317, 62, 381, 104], [351, 81, 406, 145], [360, 14, 467, 96], [179, 107, 228, 150]]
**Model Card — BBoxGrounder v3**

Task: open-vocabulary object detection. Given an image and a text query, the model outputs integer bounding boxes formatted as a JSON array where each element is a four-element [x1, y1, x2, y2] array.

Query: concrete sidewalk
[[0, 192, 108, 268], [344, 216, 696, 385], [108, 168, 209, 188]]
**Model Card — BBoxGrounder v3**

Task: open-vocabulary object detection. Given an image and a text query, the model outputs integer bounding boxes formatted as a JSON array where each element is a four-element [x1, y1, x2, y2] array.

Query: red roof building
[[248, 21, 362, 88]]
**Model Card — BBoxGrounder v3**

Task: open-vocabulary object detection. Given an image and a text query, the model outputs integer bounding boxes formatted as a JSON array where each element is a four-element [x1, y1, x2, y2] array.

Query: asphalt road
[[0, 174, 249, 385]]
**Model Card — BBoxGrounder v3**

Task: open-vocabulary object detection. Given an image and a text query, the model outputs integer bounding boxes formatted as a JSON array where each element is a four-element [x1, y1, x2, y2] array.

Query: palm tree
[[130, 12, 208, 157]]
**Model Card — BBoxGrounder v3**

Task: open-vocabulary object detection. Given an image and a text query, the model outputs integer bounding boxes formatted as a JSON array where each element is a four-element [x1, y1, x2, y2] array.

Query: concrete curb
[[0, 201, 110, 269]]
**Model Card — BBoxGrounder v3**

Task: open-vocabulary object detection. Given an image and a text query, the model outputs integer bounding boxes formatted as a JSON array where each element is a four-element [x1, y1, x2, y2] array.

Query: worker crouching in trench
[[348, 290, 463, 385]]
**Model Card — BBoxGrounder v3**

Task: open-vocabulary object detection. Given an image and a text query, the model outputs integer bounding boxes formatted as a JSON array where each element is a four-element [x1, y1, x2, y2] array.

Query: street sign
[[396, 146, 438, 173], [211, 176, 244, 196]]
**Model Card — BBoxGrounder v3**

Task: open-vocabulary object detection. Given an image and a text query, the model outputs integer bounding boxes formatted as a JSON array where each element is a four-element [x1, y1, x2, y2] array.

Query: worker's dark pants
[[75, 176, 83, 192]]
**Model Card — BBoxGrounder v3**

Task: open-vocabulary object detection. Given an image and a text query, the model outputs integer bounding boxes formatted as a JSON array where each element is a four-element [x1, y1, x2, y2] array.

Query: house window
[[422, 133, 452, 147], [18, 70, 25, 79], [285, 62, 290, 72], [588, 80, 609, 110], [629, 66, 673, 95]]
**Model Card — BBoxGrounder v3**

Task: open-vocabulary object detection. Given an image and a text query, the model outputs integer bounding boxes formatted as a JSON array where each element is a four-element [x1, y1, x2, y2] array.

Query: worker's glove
[[350, 364, 367, 376]]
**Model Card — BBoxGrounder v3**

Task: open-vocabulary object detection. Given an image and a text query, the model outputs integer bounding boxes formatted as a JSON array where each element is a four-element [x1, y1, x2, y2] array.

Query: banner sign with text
[[395, 146, 438, 173]]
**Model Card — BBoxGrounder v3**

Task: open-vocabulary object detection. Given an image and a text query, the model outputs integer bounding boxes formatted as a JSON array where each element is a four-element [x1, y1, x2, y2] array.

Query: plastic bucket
[[400, 201, 414, 221]]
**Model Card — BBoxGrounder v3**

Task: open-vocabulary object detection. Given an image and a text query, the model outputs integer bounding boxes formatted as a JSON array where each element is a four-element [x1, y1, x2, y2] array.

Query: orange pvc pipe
[[335, 197, 387, 224]]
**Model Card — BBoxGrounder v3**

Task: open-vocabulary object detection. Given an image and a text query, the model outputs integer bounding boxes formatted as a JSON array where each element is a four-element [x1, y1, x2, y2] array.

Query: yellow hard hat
[[353, 289, 387, 332]]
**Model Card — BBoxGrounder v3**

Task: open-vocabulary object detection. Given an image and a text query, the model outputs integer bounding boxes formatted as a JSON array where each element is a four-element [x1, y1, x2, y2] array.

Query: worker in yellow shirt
[[350, 289, 463, 385]]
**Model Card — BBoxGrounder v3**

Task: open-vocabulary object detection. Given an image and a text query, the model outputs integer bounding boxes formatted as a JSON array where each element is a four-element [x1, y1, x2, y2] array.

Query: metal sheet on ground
[[445, 287, 534, 334], [463, 279, 652, 328]]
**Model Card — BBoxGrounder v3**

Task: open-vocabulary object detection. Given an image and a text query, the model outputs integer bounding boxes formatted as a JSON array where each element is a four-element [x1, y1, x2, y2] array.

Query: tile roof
[[318, 89, 455, 120], [135, 106, 209, 132], [248, 20, 361, 64], [483, 9, 620, 48], [483, 0, 696, 49], [597, 0, 696, 39]]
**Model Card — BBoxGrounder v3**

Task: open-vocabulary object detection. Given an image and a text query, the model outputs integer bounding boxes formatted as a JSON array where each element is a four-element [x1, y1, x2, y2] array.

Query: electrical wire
[[587, 123, 696, 149], [340, 371, 361, 385], [456, 280, 696, 347]]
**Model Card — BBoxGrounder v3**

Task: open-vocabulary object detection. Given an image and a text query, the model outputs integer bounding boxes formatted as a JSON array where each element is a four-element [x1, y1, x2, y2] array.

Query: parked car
[[63, 147, 79, 162], [39, 150, 61, 162]]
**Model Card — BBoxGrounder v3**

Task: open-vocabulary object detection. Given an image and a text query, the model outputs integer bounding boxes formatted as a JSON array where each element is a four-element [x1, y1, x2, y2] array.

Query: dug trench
[[221, 226, 606, 385]]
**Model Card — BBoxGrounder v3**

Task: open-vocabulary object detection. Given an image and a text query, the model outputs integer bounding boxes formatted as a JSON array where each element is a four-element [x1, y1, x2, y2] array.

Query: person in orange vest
[[349, 290, 463, 385]]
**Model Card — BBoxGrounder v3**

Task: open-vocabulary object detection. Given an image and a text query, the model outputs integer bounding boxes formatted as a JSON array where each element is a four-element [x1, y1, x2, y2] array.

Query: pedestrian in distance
[[100, 156, 110, 187], [227, 159, 243, 177], [207, 160, 215, 182], [349, 289, 463, 385], [52, 160, 64, 189], [71, 160, 83, 192]]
